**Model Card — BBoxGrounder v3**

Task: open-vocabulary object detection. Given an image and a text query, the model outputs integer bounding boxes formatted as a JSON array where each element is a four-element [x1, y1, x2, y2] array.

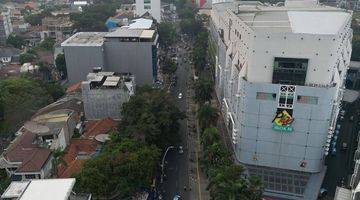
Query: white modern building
[[1, 178, 91, 200], [0, 9, 13, 45], [135, 0, 161, 22], [210, 0, 353, 199]]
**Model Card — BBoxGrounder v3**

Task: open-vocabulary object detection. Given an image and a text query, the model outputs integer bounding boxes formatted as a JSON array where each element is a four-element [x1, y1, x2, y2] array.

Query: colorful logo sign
[[272, 110, 294, 132]]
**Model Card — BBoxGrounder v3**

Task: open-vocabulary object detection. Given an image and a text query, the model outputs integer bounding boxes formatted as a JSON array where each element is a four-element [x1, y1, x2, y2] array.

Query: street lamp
[[161, 146, 174, 183]]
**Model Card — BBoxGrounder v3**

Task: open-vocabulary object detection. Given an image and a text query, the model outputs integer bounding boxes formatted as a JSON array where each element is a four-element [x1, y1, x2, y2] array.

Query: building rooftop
[[105, 28, 155, 39], [2, 128, 52, 173], [1, 178, 76, 200], [57, 139, 99, 178], [83, 118, 118, 138], [127, 18, 153, 29], [215, 1, 352, 34], [1, 181, 30, 199], [84, 71, 135, 91], [61, 32, 107, 47]]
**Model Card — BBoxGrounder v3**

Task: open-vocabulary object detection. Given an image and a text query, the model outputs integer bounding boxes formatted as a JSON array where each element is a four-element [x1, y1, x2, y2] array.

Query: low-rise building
[[41, 16, 73, 42], [1, 178, 91, 200], [61, 19, 159, 85], [82, 72, 135, 120], [0, 96, 83, 181], [0, 127, 53, 181]]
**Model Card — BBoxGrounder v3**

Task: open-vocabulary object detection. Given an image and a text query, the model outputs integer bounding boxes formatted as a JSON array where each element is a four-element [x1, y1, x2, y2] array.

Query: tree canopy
[[70, 3, 120, 31], [38, 38, 56, 51], [198, 104, 218, 130], [158, 22, 176, 47], [19, 53, 36, 64], [74, 138, 160, 199], [162, 57, 177, 74], [0, 77, 52, 135], [55, 53, 67, 79], [118, 86, 186, 149], [6, 34, 26, 49], [194, 76, 213, 104]]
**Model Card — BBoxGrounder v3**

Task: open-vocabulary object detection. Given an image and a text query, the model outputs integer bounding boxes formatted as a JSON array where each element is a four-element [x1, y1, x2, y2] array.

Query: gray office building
[[61, 28, 158, 85]]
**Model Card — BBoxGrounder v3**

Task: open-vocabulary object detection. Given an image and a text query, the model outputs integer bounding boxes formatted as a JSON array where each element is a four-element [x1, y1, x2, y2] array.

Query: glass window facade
[[272, 57, 308, 86]]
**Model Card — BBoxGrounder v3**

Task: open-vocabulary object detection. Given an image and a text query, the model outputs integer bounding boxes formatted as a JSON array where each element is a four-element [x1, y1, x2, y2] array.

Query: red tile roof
[[66, 82, 82, 93], [37, 51, 54, 64], [57, 139, 98, 178], [4, 128, 52, 173], [83, 118, 118, 138]]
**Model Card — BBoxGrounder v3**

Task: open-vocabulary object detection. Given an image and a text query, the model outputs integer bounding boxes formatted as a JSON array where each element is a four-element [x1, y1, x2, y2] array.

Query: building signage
[[272, 110, 294, 132]]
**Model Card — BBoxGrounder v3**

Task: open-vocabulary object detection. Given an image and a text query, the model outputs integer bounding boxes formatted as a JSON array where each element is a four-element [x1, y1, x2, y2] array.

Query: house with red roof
[[0, 127, 53, 181], [56, 118, 117, 178]]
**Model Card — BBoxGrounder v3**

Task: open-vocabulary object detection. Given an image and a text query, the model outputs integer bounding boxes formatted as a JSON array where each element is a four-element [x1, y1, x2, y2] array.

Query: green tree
[[38, 38, 55, 51], [203, 143, 232, 171], [55, 53, 67, 79], [52, 149, 67, 177], [194, 76, 213, 103], [24, 13, 42, 25], [158, 22, 176, 47], [201, 127, 220, 149], [19, 53, 36, 64], [119, 86, 185, 149], [197, 104, 218, 130], [6, 34, 26, 49], [0, 77, 52, 135], [162, 57, 177, 74], [74, 138, 160, 199], [70, 3, 120, 31], [207, 165, 263, 200], [42, 81, 65, 101]]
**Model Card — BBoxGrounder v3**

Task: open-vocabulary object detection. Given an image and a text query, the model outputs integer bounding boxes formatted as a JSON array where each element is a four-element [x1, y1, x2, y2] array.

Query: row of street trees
[[73, 86, 185, 198], [177, 6, 264, 199]]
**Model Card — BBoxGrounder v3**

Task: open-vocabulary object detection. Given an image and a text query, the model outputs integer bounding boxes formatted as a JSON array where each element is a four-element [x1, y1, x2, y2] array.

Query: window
[[144, 0, 151, 3], [144, 5, 151, 9], [272, 57, 308, 85], [297, 95, 318, 105], [25, 174, 36, 179], [278, 85, 295, 109], [256, 92, 276, 101]]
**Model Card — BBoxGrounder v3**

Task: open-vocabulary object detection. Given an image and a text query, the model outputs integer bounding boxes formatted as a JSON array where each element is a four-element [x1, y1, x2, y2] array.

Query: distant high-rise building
[[135, 0, 161, 22], [0, 9, 13, 46], [210, 0, 352, 199]]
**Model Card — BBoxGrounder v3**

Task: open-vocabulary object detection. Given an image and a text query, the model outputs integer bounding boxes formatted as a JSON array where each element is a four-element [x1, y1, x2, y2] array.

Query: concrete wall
[[232, 80, 335, 173], [82, 83, 131, 120], [63, 45, 105, 84], [104, 39, 155, 85]]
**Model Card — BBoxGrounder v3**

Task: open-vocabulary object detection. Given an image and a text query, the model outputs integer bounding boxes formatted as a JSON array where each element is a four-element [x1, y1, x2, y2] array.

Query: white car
[[178, 93, 183, 99], [178, 146, 184, 154]]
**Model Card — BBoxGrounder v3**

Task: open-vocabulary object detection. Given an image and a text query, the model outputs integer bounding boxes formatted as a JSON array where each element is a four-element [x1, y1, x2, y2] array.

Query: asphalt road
[[162, 37, 191, 200], [322, 101, 360, 197]]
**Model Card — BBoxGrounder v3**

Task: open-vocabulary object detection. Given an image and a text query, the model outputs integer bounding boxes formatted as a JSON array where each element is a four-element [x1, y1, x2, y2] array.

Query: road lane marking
[[195, 123, 202, 200]]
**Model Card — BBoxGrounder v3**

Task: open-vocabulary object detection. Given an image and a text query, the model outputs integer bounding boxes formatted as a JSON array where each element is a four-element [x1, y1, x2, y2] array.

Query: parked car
[[173, 195, 181, 200], [178, 93, 183, 99]]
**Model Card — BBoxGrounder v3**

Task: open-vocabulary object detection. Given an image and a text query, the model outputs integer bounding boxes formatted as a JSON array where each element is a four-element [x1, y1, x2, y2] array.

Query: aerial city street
[[0, 0, 360, 200]]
